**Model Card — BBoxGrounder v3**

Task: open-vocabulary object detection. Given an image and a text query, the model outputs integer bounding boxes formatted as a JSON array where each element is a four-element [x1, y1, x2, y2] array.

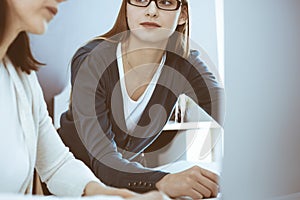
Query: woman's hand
[[83, 181, 135, 198], [126, 191, 170, 200], [156, 166, 219, 199], [83, 181, 170, 199]]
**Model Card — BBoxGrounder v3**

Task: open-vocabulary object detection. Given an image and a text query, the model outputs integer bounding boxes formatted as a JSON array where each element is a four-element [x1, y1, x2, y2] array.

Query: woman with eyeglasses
[[60, 0, 224, 199], [0, 0, 169, 199]]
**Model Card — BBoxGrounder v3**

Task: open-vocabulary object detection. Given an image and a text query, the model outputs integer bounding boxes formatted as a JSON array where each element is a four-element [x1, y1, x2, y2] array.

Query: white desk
[[163, 121, 221, 131], [157, 95, 224, 166], [145, 120, 223, 167]]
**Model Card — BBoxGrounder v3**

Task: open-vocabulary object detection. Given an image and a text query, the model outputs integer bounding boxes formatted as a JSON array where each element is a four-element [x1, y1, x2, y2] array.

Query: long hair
[[95, 0, 190, 58], [0, 0, 43, 74]]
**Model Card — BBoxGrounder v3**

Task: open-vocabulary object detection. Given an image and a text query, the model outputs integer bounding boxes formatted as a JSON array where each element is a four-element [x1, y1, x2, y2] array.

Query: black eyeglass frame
[[127, 0, 182, 11]]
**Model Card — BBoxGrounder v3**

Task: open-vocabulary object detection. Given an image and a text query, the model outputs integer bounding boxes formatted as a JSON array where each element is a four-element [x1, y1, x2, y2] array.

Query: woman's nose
[[145, 1, 159, 17]]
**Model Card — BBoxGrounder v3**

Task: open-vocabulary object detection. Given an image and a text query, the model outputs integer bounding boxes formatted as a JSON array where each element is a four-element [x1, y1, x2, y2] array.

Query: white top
[[0, 194, 124, 200], [0, 59, 102, 196], [116, 43, 166, 133], [0, 62, 30, 192]]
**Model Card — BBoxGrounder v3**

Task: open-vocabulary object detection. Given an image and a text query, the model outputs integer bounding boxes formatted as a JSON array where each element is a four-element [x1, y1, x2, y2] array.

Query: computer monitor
[[223, 0, 300, 199]]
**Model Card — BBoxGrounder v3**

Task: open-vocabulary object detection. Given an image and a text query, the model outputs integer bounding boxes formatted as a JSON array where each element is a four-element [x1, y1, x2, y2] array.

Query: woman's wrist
[[155, 174, 169, 192], [83, 181, 107, 196], [83, 181, 136, 198]]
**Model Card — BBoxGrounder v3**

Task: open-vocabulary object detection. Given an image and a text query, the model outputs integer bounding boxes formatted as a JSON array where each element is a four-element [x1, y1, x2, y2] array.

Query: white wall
[[189, 0, 219, 69], [223, 0, 300, 199], [189, 0, 224, 84]]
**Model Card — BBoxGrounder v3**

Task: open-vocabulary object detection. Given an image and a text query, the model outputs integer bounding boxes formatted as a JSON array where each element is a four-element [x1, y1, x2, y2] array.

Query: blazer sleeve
[[184, 50, 225, 126], [32, 73, 103, 197], [70, 41, 168, 193]]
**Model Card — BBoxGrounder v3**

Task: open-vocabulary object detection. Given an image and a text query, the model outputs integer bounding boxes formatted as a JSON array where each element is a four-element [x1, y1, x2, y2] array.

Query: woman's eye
[[158, 0, 175, 6], [134, 0, 148, 3]]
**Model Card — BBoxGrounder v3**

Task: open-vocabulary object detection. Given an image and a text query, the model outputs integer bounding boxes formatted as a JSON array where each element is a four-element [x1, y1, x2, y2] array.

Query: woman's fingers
[[200, 167, 219, 183], [192, 172, 219, 197], [191, 181, 212, 198], [186, 166, 219, 197], [156, 165, 219, 199]]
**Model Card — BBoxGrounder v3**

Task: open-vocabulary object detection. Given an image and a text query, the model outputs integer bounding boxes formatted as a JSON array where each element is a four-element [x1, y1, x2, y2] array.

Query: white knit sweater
[[0, 59, 102, 196]]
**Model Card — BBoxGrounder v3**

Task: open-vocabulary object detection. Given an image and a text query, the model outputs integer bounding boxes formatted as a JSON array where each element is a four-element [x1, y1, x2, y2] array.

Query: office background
[[30, 0, 221, 114], [29, 0, 300, 199]]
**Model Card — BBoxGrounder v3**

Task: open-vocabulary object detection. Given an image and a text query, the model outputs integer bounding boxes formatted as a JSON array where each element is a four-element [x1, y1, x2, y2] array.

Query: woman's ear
[[178, 5, 188, 25]]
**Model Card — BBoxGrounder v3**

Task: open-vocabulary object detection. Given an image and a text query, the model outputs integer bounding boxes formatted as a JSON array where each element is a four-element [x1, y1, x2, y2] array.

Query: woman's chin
[[28, 22, 48, 35], [130, 29, 172, 45]]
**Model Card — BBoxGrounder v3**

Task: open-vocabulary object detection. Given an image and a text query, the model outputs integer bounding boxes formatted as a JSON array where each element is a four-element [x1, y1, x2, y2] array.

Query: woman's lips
[[140, 22, 161, 28]]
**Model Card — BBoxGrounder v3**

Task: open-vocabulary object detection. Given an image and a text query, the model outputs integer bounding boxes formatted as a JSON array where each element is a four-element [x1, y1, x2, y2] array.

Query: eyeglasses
[[127, 0, 182, 11]]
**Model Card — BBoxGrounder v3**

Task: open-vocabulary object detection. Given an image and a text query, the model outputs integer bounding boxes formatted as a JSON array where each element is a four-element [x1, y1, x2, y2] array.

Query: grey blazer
[[59, 39, 225, 193]]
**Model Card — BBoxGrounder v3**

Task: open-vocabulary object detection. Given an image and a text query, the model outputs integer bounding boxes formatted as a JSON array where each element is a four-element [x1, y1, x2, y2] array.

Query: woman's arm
[[32, 72, 103, 196], [184, 50, 225, 126], [69, 41, 168, 193], [33, 72, 136, 198], [152, 50, 223, 199]]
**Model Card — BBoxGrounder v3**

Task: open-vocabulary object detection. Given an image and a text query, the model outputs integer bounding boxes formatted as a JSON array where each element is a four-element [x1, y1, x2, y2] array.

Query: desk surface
[[154, 160, 221, 175], [163, 121, 221, 131]]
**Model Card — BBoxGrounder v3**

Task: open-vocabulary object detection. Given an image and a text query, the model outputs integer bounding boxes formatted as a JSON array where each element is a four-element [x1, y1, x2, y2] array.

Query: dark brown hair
[[95, 0, 190, 58], [0, 0, 43, 74]]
